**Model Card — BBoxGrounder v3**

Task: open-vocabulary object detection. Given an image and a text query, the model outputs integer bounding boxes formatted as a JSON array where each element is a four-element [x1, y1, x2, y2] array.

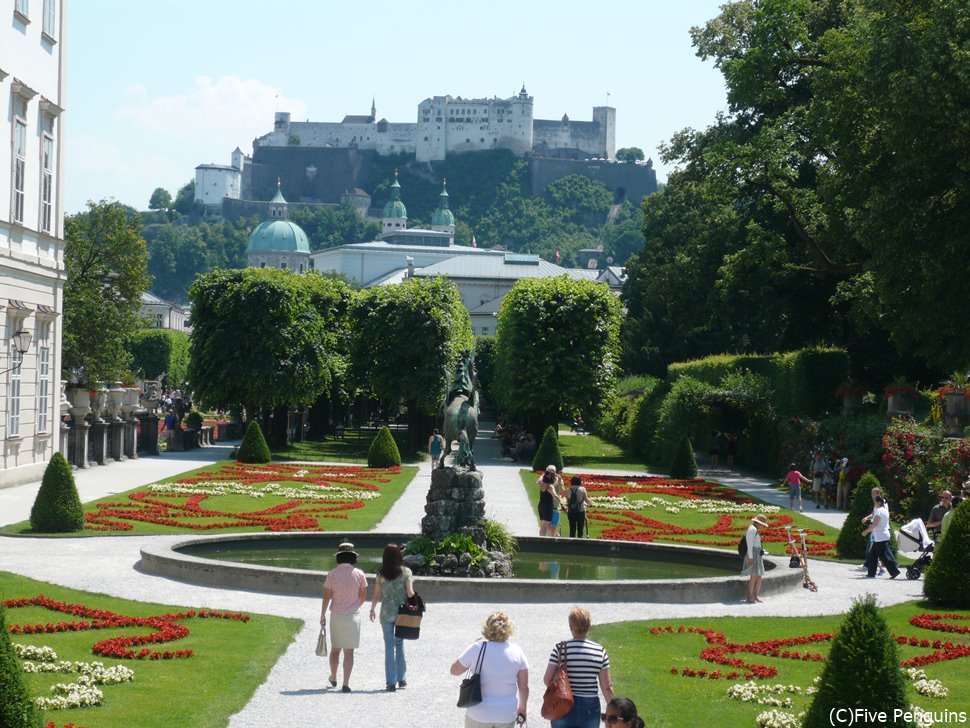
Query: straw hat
[[751, 515, 770, 528], [335, 542, 358, 557], [546, 464, 557, 473]]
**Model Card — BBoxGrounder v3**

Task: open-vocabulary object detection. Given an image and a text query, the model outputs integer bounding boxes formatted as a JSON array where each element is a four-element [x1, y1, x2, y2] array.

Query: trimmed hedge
[[531, 425, 563, 473], [29, 452, 84, 533], [651, 376, 714, 465], [237, 421, 271, 464], [0, 605, 40, 728], [669, 435, 698, 479], [367, 426, 401, 468], [128, 328, 190, 387], [924, 498, 970, 607], [473, 336, 497, 409], [804, 594, 910, 727]]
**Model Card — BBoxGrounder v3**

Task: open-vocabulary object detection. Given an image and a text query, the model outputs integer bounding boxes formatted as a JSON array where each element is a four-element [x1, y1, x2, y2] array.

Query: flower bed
[[82, 462, 398, 533]]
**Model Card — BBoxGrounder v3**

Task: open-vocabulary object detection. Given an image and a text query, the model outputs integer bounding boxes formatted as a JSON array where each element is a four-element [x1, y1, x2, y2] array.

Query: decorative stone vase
[[107, 382, 126, 421], [122, 387, 141, 416], [841, 393, 863, 416], [91, 387, 108, 423], [887, 393, 914, 416], [943, 392, 970, 437], [67, 386, 91, 418]]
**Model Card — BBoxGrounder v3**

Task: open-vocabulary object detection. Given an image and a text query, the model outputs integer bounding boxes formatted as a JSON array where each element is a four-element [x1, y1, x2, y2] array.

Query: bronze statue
[[438, 350, 479, 470]]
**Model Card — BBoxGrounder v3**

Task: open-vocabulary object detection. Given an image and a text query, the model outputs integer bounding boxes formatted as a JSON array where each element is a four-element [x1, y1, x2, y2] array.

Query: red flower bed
[[574, 474, 835, 556], [4, 594, 249, 660], [83, 461, 398, 532]]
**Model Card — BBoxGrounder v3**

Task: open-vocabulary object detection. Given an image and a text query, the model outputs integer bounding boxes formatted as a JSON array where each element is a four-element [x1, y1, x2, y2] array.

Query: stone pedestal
[[109, 420, 126, 462], [138, 412, 160, 455], [69, 418, 91, 469], [123, 417, 138, 459], [90, 420, 111, 465], [421, 467, 485, 542], [59, 419, 70, 459]]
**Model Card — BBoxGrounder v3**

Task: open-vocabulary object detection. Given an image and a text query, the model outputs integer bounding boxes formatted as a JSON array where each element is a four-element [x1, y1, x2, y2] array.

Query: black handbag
[[457, 641, 488, 708], [394, 592, 426, 640]]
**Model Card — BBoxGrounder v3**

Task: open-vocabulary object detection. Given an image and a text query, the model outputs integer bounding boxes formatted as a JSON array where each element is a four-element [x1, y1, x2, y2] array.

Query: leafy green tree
[[347, 277, 472, 448], [148, 187, 172, 211], [128, 329, 189, 386], [30, 452, 84, 532], [289, 205, 380, 251], [473, 336, 497, 408], [545, 174, 614, 227], [188, 268, 351, 420], [172, 180, 197, 216], [494, 277, 622, 432], [63, 201, 152, 384], [615, 147, 645, 162], [0, 604, 40, 728]]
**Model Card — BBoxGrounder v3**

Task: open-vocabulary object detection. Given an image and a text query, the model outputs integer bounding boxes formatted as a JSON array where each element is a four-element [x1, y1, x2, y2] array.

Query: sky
[[64, 0, 729, 214]]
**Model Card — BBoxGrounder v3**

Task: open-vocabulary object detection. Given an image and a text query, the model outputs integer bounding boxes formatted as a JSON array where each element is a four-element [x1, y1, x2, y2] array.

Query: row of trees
[[621, 0, 968, 382]]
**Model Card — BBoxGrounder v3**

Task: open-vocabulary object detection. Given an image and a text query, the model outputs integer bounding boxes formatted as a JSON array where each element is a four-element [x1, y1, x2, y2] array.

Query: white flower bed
[[34, 675, 104, 710], [755, 709, 802, 727], [148, 480, 381, 501], [15, 642, 134, 709], [727, 681, 801, 707], [912, 678, 948, 699]]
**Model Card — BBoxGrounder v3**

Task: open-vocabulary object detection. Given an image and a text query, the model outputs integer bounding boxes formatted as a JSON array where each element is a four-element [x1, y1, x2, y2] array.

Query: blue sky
[[64, 0, 728, 214]]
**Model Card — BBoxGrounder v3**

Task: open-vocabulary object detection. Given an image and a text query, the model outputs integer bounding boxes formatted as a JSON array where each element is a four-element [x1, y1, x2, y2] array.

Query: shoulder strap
[[473, 641, 488, 674]]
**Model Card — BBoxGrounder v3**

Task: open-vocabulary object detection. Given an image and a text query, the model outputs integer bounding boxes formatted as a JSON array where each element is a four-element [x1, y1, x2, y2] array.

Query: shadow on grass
[[559, 431, 650, 472], [271, 432, 423, 464]]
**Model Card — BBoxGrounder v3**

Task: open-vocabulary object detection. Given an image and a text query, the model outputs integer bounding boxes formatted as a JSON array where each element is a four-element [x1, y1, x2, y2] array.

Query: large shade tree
[[347, 277, 472, 447], [494, 276, 622, 432], [63, 201, 151, 384], [188, 268, 351, 441]]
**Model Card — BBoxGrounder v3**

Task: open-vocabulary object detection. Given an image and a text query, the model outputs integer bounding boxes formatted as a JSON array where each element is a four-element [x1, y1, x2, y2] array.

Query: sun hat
[[335, 542, 358, 557], [751, 515, 770, 528], [546, 464, 557, 473], [841, 457, 848, 466]]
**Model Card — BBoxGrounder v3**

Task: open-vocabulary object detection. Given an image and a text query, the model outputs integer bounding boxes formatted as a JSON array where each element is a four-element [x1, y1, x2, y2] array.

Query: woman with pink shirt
[[786, 463, 810, 512], [321, 542, 368, 692]]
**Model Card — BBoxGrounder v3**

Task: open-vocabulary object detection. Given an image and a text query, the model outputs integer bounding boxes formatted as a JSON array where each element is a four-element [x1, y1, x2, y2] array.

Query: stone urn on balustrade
[[885, 385, 916, 417], [67, 386, 91, 419], [837, 384, 866, 416], [943, 391, 970, 437]]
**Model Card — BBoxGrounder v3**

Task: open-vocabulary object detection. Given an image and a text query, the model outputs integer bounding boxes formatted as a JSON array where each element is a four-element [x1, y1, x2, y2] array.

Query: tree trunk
[[307, 391, 331, 440], [268, 404, 288, 448]]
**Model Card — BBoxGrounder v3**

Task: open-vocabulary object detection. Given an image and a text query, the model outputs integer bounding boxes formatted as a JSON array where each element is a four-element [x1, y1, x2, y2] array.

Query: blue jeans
[[551, 695, 600, 728], [381, 620, 406, 686]]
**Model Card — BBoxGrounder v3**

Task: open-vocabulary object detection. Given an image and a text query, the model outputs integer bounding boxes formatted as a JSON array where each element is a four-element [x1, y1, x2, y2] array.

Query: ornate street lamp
[[1, 329, 32, 375]]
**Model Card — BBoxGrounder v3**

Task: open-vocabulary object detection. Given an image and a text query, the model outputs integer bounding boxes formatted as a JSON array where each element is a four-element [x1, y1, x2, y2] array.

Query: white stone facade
[[195, 162, 242, 207], [140, 293, 190, 332], [255, 88, 614, 162], [0, 0, 67, 487]]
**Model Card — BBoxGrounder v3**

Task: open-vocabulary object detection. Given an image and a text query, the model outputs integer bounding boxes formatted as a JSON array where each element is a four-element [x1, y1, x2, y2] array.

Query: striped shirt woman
[[543, 607, 614, 728]]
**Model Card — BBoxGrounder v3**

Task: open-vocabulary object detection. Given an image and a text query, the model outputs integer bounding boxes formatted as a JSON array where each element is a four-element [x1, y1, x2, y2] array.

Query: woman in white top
[[742, 515, 770, 604], [451, 612, 529, 728]]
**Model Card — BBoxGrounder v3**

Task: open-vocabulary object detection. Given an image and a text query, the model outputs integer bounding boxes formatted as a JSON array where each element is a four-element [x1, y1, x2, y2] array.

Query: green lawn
[[518, 470, 843, 557], [1, 570, 301, 728], [558, 431, 653, 471], [596, 600, 970, 727], [1, 461, 419, 537], [272, 429, 423, 464]]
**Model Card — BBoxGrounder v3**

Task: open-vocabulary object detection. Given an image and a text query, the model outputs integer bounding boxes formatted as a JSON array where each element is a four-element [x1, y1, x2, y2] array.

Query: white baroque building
[[256, 86, 615, 162], [0, 0, 68, 487]]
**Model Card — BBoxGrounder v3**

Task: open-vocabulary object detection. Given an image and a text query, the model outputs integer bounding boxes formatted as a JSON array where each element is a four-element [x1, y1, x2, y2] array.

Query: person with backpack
[[741, 515, 770, 604], [566, 475, 592, 538]]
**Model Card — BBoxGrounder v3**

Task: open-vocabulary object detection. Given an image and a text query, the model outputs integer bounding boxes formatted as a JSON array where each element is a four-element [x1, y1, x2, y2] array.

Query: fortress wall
[[247, 147, 381, 204], [528, 157, 658, 205], [533, 119, 606, 158]]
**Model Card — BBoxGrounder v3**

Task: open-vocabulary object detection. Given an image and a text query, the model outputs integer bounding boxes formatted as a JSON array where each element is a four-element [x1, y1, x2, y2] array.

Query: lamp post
[[0, 329, 32, 375]]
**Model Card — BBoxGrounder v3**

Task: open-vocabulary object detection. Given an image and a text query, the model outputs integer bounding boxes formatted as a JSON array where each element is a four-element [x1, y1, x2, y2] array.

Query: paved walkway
[[0, 430, 920, 728]]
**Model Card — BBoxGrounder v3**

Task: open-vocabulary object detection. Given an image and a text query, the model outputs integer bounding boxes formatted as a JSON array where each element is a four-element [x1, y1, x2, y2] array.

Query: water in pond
[[179, 543, 736, 581]]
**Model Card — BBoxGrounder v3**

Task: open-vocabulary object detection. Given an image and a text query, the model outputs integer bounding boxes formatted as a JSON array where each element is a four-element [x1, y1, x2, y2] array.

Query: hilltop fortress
[[196, 86, 656, 215]]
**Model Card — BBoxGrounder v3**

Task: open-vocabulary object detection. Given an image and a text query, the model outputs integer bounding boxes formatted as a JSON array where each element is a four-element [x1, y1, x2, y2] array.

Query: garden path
[[0, 428, 922, 728]]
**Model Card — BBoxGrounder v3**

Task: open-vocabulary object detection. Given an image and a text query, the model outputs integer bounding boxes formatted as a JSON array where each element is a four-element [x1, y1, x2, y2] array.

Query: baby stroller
[[898, 519, 935, 580]]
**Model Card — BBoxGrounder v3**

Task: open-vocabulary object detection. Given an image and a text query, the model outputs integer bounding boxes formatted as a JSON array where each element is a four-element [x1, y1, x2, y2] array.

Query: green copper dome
[[431, 181, 454, 227], [247, 220, 310, 253], [382, 173, 407, 220]]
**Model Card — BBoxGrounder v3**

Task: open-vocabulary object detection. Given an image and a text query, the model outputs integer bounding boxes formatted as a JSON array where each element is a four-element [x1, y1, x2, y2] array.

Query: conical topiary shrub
[[669, 435, 697, 479], [531, 425, 563, 473], [803, 594, 910, 727], [236, 420, 271, 464], [0, 604, 41, 728], [836, 471, 881, 559], [29, 451, 84, 533], [367, 426, 401, 468], [924, 498, 970, 607]]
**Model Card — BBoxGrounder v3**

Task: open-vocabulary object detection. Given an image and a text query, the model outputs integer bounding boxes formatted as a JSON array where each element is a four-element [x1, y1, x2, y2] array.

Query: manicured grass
[[272, 429, 422, 464], [558, 431, 652, 471], [1, 461, 419, 537], [595, 600, 970, 727], [518, 470, 843, 557], [1, 570, 301, 728]]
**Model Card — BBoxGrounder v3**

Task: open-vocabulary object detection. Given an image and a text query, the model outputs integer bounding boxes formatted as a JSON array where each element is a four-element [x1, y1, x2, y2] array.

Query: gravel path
[[0, 432, 919, 727]]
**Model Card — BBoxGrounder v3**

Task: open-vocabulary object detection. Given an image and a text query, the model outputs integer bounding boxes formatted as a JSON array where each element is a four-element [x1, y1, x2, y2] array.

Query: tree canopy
[[148, 187, 172, 211], [616, 147, 645, 162], [62, 201, 151, 384]]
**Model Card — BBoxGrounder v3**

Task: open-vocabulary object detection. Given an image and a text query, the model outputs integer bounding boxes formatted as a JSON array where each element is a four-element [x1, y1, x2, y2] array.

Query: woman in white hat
[[742, 515, 770, 604], [321, 542, 368, 692]]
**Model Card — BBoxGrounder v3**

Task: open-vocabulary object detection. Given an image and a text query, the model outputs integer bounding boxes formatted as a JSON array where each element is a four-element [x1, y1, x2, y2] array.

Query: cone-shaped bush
[[669, 435, 698, 479], [0, 604, 41, 728], [803, 594, 910, 727], [29, 451, 84, 533], [924, 498, 970, 606], [531, 426, 563, 473], [367, 426, 401, 468], [836, 472, 881, 559], [236, 420, 271, 464]]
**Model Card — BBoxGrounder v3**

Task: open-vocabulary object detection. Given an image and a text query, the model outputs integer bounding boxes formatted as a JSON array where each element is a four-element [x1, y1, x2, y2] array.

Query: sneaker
[[341, 686, 352, 693], [398, 680, 407, 689], [877, 568, 885, 576], [385, 685, 396, 692]]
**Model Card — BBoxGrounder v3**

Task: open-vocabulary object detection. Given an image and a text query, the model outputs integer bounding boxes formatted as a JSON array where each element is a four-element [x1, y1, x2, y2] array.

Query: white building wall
[[195, 166, 241, 206], [0, 0, 67, 487]]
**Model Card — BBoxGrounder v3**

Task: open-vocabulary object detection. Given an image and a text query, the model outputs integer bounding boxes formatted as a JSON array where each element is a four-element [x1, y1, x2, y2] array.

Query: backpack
[[567, 487, 582, 513], [737, 534, 747, 558]]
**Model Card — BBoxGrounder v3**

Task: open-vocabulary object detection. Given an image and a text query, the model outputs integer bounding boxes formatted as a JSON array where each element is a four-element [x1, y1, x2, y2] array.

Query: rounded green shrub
[[185, 410, 203, 430], [367, 426, 401, 468], [0, 605, 42, 728], [924, 498, 970, 607], [236, 420, 271, 464], [29, 452, 84, 533], [836, 471, 882, 559], [803, 594, 910, 727], [531, 425, 563, 473], [669, 434, 698, 479]]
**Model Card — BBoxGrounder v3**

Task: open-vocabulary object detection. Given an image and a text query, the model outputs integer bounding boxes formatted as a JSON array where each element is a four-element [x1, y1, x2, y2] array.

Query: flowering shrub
[[83, 462, 397, 532], [882, 420, 970, 516]]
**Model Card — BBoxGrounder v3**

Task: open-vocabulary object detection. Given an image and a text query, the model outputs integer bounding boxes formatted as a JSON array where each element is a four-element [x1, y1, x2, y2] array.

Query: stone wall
[[420, 467, 485, 542], [529, 157, 658, 205]]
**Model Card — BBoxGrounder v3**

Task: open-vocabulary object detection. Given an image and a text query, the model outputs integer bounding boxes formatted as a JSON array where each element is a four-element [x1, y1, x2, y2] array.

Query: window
[[42, 0, 55, 38], [36, 322, 50, 433], [280, 261, 288, 269], [154, 313, 163, 328], [13, 118, 27, 224], [8, 345, 23, 437], [40, 135, 53, 232], [14, 0, 28, 19]]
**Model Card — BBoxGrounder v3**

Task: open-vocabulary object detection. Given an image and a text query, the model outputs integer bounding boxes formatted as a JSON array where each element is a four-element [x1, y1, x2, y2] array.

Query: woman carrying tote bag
[[451, 612, 529, 727], [542, 607, 613, 728], [369, 543, 414, 692]]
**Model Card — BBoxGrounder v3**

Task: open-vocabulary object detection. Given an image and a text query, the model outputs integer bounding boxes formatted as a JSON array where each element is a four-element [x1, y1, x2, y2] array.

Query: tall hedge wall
[[128, 328, 190, 387]]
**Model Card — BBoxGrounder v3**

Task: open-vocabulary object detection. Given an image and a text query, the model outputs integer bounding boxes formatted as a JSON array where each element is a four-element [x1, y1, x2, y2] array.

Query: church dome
[[382, 173, 407, 221], [247, 219, 310, 253], [431, 181, 454, 227]]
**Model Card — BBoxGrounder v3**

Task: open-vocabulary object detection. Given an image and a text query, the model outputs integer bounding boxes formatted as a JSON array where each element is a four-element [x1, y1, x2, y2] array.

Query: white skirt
[[329, 613, 361, 649]]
